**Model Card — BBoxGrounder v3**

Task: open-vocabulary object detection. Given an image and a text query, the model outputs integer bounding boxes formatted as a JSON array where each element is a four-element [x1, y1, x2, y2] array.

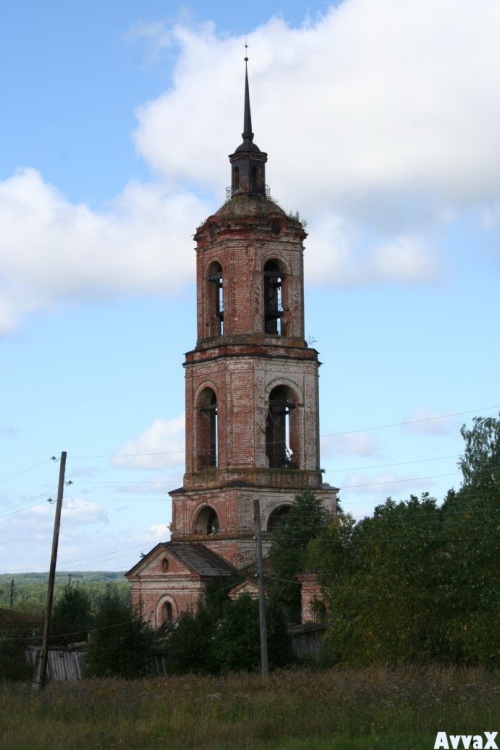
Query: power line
[[0, 492, 56, 520], [2, 619, 138, 643], [338, 471, 459, 490], [326, 453, 460, 473], [60, 404, 500, 460], [320, 405, 500, 438], [0, 459, 52, 485]]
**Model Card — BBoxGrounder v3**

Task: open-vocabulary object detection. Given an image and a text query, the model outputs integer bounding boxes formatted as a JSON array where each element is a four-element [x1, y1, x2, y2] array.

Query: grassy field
[[1, 666, 499, 750]]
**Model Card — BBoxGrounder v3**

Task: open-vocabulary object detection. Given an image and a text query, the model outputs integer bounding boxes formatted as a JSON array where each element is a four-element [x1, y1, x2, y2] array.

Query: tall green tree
[[212, 595, 261, 673], [167, 587, 294, 676], [457, 414, 500, 492], [441, 414, 500, 665], [211, 594, 294, 673], [167, 604, 216, 675], [313, 495, 449, 666], [51, 583, 92, 646], [85, 585, 156, 679], [313, 414, 500, 668], [269, 489, 332, 622]]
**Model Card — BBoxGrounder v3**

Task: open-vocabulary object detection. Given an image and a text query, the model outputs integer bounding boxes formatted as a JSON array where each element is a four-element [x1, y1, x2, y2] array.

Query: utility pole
[[253, 498, 269, 679], [10, 579, 14, 609], [34, 451, 67, 690]]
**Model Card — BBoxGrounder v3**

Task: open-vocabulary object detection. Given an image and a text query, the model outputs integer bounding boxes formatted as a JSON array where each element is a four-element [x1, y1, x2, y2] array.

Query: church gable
[[125, 544, 193, 581], [126, 542, 233, 582]]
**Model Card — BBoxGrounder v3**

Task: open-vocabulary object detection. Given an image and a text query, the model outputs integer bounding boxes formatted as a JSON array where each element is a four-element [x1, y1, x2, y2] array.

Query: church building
[[126, 60, 338, 627]]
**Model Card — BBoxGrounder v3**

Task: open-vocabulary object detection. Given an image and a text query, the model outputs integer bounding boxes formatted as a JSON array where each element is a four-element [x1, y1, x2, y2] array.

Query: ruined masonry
[[126, 61, 338, 627]]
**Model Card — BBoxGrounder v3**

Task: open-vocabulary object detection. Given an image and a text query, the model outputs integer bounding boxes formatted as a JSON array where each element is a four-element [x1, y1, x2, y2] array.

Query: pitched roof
[[125, 541, 233, 579], [169, 543, 233, 577]]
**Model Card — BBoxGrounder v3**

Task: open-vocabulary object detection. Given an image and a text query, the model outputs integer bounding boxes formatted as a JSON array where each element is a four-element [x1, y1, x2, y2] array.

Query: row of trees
[[1, 579, 294, 680], [307, 415, 500, 667]]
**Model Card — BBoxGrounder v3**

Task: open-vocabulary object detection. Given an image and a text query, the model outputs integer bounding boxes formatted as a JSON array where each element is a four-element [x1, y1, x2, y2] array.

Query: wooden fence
[[28, 646, 86, 683]]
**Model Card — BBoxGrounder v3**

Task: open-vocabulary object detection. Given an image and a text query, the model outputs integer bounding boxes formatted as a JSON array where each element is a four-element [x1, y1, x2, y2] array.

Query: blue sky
[[1, 0, 499, 574]]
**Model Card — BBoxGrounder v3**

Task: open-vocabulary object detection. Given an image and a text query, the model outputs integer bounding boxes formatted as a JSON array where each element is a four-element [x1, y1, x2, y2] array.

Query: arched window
[[266, 385, 298, 469], [264, 260, 284, 335], [163, 601, 173, 623], [194, 506, 220, 534], [267, 504, 291, 534], [197, 388, 218, 468], [207, 261, 223, 336]]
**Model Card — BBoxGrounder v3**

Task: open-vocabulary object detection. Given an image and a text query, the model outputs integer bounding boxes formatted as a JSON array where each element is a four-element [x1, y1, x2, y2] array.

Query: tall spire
[[229, 51, 268, 197], [242, 53, 254, 144]]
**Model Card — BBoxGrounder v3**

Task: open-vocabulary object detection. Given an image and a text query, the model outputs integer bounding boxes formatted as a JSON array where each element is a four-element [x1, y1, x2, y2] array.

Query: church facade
[[126, 62, 337, 628]]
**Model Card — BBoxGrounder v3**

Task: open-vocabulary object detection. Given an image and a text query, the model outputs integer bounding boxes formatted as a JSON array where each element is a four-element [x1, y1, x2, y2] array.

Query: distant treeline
[[0, 572, 128, 615]]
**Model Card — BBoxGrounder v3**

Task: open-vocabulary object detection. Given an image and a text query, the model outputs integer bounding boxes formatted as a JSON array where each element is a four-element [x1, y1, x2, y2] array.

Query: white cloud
[[368, 236, 440, 283], [134, 3, 500, 216], [401, 407, 458, 436], [2, 0, 500, 331], [134, 523, 170, 545], [32, 498, 109, 525], [62, 499, 109, 525], [0, 169, 205, 333], [321, 431, 381, 459], [305, 217, 440, 285], [113, 415, 185, 470]]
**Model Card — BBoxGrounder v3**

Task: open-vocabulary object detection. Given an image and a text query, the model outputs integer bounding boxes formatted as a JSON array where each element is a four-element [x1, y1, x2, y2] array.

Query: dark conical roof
[[234, 56, 262, 154]]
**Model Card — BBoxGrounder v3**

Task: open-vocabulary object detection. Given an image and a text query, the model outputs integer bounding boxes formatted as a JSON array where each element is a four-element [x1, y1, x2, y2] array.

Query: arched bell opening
[[197, 388, 218, 469], [263, 259, 285, 336], [206, 261, 224, 337], [265, 384, 299, 469]]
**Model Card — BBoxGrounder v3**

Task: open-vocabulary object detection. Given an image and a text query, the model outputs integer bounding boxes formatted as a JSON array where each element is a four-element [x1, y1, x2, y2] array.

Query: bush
[[167, 605, 216, 675], [51, 583, 92, 646], [85, 586, 156, 679], [212, 595, 261, 673], [0, 621, 33, 681]]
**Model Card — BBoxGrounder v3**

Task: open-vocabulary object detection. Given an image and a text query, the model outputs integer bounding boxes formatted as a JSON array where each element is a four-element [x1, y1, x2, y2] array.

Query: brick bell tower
[[126, 59, 337, 626]]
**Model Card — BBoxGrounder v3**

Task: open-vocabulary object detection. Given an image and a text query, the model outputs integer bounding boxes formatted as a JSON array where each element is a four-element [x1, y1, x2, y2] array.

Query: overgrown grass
[[1, 666, 499, 749]]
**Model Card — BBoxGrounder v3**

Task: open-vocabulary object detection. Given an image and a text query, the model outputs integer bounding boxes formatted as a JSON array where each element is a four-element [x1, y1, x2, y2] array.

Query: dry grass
[[1, 666, 499, 749]]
